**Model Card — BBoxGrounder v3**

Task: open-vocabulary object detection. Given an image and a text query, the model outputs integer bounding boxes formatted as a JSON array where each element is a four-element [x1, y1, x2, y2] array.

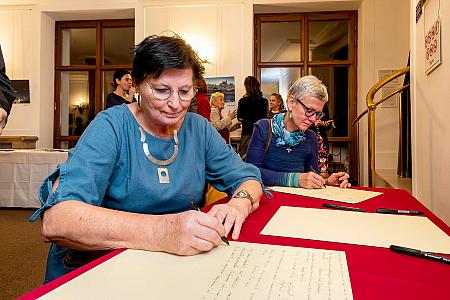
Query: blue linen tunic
[[30, 105, 261, 282], [246, 119, 318, 187]]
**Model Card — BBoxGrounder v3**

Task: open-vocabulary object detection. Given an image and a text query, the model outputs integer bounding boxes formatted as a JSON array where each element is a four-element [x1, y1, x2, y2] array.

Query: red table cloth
[[20, 187, 450, 299]]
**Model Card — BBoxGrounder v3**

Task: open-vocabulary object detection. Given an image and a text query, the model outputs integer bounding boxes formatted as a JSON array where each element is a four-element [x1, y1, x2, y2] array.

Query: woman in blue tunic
[[246, 75, 350, 189], [30, 34, 263, 283]]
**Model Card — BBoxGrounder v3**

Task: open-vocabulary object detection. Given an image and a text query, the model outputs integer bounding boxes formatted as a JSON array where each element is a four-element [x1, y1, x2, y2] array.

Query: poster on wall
[[11, 80, 30, 104], [378, 70, 401, 108], [425, 17, 441, 75], [205, 76, 235, 104]]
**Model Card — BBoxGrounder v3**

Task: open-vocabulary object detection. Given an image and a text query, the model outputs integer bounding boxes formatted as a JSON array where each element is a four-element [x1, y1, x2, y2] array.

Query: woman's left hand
[[207, 200, 251, 241], [327, 172, 351, 188]]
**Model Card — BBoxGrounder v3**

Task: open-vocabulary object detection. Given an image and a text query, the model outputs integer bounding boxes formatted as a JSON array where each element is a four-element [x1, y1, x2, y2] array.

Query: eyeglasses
[[145, 79, 197, 102], [297, 99, 325, 119]]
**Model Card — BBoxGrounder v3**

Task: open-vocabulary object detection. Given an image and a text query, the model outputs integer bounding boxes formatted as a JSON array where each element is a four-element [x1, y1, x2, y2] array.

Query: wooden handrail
[[352, 66, 410, 186]]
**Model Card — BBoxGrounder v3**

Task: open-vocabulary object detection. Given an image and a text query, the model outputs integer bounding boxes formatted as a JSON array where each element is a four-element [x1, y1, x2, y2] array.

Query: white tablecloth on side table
[[0, 150, 68, 208]]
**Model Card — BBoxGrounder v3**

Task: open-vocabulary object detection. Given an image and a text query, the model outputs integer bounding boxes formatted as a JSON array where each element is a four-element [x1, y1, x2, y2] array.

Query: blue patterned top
[[246, 118, 318, 187]]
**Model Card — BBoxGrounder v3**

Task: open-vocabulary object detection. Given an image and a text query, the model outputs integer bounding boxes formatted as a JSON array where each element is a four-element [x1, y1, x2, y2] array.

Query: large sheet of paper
[[269, 186, 382, 203], [40, 242, 353, 300], [261, 206, 450, 254]]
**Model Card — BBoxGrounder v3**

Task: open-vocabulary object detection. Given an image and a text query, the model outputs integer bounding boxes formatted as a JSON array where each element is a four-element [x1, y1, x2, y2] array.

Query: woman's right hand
[[128, 86, 136, 100], [228, 109, 237, 120], [298, 171, 326, 189], [159, 210, 225, 256]]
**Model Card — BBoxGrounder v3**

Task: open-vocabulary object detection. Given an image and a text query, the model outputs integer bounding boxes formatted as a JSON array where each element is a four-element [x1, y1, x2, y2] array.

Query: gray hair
[[209, 92, 224, 107], [287, 75, 328, 103]]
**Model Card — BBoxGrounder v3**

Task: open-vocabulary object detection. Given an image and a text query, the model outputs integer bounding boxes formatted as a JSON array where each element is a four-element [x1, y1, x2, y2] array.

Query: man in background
[[0, 45, 16, 135]]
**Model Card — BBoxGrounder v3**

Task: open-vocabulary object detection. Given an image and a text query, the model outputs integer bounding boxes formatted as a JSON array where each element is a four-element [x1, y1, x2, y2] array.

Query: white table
[[0, 150, 68, 207]]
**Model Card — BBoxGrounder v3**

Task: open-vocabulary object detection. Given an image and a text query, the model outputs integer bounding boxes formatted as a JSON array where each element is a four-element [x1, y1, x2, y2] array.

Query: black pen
[[322, 203, 366, 212], [376, 208, 424, 215], [190, 202, 229, 246], [310, 166, 326, 188], [390, 245, 450, 265]]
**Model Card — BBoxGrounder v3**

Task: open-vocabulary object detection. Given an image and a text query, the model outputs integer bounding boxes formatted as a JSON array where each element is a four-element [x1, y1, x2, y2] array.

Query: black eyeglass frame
[[296, 99, 325, 119]]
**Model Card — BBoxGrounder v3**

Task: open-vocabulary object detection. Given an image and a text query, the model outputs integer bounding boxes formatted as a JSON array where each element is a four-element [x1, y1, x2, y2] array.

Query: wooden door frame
[[254, 11, 359, 183], [53, 19, 134, 148]]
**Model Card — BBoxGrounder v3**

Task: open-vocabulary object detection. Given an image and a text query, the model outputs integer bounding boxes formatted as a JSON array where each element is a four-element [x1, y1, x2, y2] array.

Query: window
[[255, 12, 358, 182], [54, 19, 134, 149]]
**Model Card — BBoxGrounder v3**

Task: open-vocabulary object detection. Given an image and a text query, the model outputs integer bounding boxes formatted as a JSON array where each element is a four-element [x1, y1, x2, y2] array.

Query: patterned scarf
[[271, 113, 306, 147]]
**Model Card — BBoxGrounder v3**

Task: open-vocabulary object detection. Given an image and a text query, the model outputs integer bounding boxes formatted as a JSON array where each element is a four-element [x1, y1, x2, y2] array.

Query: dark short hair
[[196, 78, 208, 93], [244, 76, 262, 98], [113, 69, 130, 88], [132, 35, 205, 86]]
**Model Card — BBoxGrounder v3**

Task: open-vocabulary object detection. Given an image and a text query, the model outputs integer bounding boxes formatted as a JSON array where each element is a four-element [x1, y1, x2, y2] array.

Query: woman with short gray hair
[[246, 75, 350, 189]]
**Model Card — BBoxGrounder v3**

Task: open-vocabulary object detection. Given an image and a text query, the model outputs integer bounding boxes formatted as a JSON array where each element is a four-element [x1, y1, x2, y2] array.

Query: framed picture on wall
[[205, 76, 235, 104], [11, 80, 30, 104]]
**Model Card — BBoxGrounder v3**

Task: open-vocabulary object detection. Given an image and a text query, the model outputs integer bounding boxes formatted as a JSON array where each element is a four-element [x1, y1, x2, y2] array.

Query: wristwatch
[[233, 190, 255, 206]]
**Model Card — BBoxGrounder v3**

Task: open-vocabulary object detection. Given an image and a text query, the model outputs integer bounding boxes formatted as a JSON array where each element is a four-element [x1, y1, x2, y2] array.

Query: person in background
[[194, 78, 211, 121], [105, 69, 136, 108], [30, 34, 263, 283], [268, 93, 286, 118], [310, 104, 334, 178], [210, 92, 237, 143], [0, 45, 16, 135], [237, 76, 268, 157], [73, 117, 84, 136], [246, 75, 350, 189]]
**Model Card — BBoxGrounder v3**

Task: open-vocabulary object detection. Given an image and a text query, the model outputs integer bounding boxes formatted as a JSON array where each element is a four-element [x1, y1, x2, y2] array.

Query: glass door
[[255, 11, 358, 183], [54, 19, 134, 149]]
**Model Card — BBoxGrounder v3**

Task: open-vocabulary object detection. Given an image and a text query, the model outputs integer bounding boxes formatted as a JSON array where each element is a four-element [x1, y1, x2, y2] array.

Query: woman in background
[[237, 76, 268, 157], [105, 69, 136, 108], [210, 92, 237, 143], [0, 44, 16, 135], [268, 93, 286, 118], [194, 78, 211, 121], [310, 104, 334, 178]]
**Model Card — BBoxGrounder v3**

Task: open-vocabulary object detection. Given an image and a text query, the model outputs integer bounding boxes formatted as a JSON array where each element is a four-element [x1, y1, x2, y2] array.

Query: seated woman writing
[[246, 75, 350, 189], [30, 34, 263, 283]]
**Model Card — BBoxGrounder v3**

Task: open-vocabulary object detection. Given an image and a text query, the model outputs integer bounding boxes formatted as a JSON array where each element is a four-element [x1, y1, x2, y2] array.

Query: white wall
[[411, 0, 450, 225], [37, 12, 55, 148], [143, 1, 246, 117], [356, 0, 410, 184], [0, 7, 36, 137]]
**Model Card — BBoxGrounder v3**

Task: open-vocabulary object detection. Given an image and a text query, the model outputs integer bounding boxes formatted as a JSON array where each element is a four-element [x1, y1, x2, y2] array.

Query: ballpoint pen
[[390, 245, 450, 265], [310, 166, 326, 188], [376, 208, 424, 215], [322, 203, 366, 212], [190, 202, 230, 245]]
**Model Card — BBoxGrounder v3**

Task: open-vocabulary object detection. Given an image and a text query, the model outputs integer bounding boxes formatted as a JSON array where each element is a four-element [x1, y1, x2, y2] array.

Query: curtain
[[397, 55, 412, 178]]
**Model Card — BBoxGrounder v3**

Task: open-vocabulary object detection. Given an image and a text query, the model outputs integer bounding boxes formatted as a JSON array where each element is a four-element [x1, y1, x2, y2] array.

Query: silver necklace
[[139, 127, 178, 184]]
